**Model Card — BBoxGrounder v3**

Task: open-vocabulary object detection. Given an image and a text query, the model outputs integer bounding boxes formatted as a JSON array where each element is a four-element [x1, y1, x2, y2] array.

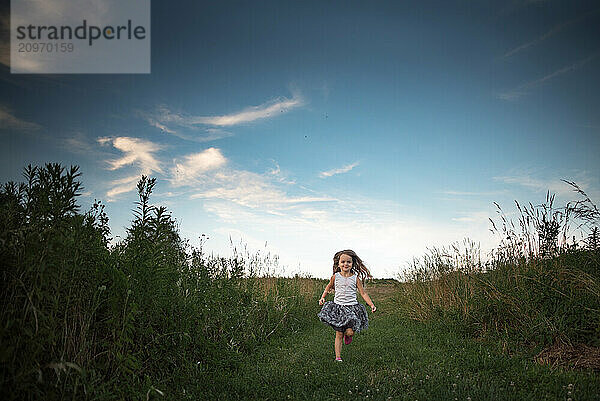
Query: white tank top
[[334, 272, 358, 305]]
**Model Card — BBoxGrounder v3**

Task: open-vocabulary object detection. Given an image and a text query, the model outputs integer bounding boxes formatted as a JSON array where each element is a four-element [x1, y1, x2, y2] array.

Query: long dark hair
[[332, 249, 372, 285]]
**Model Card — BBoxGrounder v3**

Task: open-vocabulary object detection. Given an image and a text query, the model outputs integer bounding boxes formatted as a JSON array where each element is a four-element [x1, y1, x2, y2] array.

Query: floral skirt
[[317, 301, 369, 333]]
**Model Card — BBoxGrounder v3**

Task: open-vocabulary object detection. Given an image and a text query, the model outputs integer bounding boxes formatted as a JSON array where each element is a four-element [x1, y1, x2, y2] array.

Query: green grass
[[185, 283, 599, 400]]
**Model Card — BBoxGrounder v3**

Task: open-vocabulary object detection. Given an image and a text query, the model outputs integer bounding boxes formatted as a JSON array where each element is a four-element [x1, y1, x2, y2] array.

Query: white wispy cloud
[[502, 10, 600, 59], [99, 136, 164, 200], [63, 132, 113, 156], [162, 148, 333, 212], [97, 135, 326, 208], [100, 136, 163, 173], [268, 162, 296, 185], [150, 120, 177, 134], [105, 174, 140, 199], [497, 54, 597, 100], [193, 92, 303, 126], [143, 91, 304, 138], [493, 174, 590, 198], [64, 136, 92, 154], [190, 169, 334, 210], [319, 162, 360, 178], [170, 148, 227, 187], [141, 107, 234, 142], [0, 105, 41, 131]]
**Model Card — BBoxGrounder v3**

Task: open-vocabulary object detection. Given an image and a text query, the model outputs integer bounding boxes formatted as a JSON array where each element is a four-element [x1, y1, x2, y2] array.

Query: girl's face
[[338, 253, 353, 273]]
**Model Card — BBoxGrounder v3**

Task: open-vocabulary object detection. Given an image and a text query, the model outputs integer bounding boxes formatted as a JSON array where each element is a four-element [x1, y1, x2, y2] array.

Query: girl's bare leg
[[344, 328, 354, 337], [335, 331, 344, 359]]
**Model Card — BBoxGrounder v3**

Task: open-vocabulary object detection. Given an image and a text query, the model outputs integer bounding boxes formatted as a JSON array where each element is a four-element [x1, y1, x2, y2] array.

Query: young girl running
[[318, 250, 376, 361]]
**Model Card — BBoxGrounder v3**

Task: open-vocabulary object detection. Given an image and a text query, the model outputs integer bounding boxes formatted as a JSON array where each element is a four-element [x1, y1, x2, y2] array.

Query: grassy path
[[205, 283, 599, 400]]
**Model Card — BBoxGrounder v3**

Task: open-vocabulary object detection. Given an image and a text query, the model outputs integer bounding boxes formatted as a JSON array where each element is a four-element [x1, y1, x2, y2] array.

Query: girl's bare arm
[[319, 275, 335, 305], [357, 278, 376, 312]]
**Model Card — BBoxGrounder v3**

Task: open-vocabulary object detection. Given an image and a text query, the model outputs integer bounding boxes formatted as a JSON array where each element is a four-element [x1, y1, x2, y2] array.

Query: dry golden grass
[[251, 276, 325, 301], [536, 342, 600, 370]]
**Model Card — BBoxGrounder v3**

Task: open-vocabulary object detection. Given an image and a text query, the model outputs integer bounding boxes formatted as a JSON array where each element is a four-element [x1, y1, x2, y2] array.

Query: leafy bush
[[0, 164, 318, 399], [0, 164, 111, 399]]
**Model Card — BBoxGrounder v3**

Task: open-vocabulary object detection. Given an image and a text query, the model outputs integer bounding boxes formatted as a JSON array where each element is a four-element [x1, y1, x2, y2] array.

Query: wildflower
[[98, 285, 106, 291]]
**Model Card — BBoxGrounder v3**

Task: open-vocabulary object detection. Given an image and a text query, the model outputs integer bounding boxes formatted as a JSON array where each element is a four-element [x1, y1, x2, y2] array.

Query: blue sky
[[1, 1, 599, 277]]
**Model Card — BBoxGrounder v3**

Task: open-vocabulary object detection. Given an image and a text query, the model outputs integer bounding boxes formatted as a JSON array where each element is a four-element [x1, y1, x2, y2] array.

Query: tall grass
[[399, 239, 484, 322], [399, 183, 600, 366], [0, 164, 320, 399]]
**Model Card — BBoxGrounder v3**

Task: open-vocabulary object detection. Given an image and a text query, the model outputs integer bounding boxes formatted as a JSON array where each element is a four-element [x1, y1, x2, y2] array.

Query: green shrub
[[0, 164, 111, 399], [0, 164, 319, 399]]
